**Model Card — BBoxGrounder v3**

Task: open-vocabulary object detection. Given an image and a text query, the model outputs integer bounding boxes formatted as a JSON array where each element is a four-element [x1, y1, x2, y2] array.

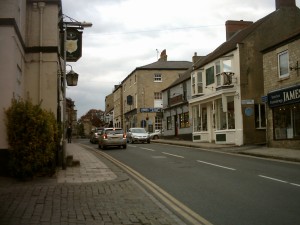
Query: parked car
[[149, 129, 163, 139], [89, 127, 104, 144], [98, 128, 127, 150], [127, 127, 150, 144]]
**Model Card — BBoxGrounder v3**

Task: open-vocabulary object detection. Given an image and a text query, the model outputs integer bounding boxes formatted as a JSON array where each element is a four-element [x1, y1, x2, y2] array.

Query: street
[[82, 140, 300, 225]]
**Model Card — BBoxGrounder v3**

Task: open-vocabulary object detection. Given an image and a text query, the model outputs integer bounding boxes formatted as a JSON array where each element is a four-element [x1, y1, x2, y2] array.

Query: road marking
[[86, 145, 213, 225], [196, 160, 236, 171], [259, 175, 300, 188], [141, 147, 155, 151], [162, 152, 184, 158], [258, 175, 288, 183], [290, 183, 300, 187]]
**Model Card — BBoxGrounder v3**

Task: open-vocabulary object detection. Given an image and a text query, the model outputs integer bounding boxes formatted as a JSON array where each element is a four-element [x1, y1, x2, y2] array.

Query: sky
[[61, 0, 300, 118]]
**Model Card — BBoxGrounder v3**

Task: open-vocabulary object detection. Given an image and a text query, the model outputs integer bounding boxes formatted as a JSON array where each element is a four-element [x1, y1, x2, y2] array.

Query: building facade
[[263, 30, 300, 149], [121, 50, 192, 132], [0, 0, 62, 150], [189, 0, 300, 145]]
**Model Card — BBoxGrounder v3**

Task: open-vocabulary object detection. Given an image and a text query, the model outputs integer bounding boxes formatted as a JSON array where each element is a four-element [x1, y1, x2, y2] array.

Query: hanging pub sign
[[61, 28, 82, 62], [267, 84, 300, 108]]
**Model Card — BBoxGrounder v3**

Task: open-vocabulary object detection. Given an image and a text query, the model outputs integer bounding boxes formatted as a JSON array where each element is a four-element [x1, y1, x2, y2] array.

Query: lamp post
[[62, 18, 92, 169]]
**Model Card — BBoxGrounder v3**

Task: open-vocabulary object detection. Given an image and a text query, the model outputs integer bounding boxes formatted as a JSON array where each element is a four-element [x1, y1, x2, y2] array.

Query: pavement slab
[[0, 143, 186, 225]]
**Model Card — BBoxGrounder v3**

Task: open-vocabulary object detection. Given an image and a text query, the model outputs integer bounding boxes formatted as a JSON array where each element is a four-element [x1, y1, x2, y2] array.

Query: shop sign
[[268, 85, 300, 108], [61, 28, 83, 62], [140, 108, 162, 113]]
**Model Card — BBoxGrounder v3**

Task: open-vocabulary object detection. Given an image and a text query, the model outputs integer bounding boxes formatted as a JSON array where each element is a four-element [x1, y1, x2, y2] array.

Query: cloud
[[62, 0, 300, 118]]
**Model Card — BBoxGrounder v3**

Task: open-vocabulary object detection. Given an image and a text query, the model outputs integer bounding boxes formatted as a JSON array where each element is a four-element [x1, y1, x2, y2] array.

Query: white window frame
[[154, 73, 162, 82], [278, 50, 289, 78]]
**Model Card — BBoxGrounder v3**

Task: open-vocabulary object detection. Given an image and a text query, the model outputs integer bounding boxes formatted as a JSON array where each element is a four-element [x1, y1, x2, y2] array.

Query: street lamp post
[[62, 18, 92, 169]]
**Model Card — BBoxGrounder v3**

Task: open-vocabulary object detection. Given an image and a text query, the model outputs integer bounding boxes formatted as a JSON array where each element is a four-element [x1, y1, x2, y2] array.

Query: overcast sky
[[61, 0, 300, 118]]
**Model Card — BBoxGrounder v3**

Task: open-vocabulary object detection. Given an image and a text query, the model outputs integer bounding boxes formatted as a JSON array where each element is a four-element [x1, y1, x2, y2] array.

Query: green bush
[[4, 96, 59, 179]]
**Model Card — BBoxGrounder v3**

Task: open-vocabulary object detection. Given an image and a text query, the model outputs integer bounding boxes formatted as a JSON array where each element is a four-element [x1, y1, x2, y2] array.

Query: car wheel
[[147, 139, 150, 143], [153, 135, 158, 140]]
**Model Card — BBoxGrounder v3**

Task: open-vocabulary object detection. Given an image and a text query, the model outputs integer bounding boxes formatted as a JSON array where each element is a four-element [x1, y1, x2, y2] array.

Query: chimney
[[225, 20, 253, 40], [158, 49, 167, 61], [276, 0, 296, 10], [192, 52, 202, 64]]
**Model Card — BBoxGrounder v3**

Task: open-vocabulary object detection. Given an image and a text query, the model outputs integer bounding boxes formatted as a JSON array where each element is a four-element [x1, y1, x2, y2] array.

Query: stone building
[[189, 0, 300, 145], [121, 50, 192, 132], [263, 30, 300, 149], [0, 0, 62, 150]]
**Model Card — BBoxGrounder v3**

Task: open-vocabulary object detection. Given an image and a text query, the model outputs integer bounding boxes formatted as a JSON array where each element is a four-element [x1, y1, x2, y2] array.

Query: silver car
[[127, 127, 150, 144], [98, 128, 127, 150]]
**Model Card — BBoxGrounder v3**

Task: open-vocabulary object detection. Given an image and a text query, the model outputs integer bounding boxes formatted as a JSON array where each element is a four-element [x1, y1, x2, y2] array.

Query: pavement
[[0, 140, 299, 225]]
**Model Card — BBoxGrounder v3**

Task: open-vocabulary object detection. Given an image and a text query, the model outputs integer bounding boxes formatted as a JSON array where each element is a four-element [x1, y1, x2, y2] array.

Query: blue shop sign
[[267, 85, 300, 108]]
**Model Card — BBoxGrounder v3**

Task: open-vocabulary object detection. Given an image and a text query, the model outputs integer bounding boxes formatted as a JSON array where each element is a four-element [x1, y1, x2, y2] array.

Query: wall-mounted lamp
[[66, 65, 79, 86]]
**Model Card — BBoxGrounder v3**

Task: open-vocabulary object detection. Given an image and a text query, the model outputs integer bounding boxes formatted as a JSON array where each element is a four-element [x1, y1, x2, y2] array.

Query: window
[[206, 66, 214, 86], [278, 50, 289, 78], [155, 116, 162, 130], [179, 112, 189, 128], [215, 97, 235, 130], [216, 59, 232, 87], [154, 92, 162, 108], [192, 105, 207, 132], [154, 92, 162, 99], [273, 104, 300, 140], [255, 104, 266, 129], [192, 74, 196, 95], [167, 116, 172, 130], [154, 73, 162, 82], [197, 72, 203, 94]]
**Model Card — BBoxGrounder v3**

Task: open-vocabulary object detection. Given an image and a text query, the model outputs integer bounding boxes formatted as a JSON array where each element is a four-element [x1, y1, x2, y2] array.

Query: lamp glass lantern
[[66, 69, 78, 86]]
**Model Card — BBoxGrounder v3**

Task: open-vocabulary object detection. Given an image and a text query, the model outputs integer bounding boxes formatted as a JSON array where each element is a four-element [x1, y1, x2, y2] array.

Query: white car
[[149, 130, 162, 139], [127, 127, 150, 144]]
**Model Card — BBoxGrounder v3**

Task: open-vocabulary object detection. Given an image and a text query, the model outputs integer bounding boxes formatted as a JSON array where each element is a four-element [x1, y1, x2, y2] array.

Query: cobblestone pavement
[[0, 143, 187, 225]]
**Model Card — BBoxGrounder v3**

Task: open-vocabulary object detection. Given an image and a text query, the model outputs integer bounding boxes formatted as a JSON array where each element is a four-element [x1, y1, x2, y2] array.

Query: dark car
[[98, 128, 127, 150]]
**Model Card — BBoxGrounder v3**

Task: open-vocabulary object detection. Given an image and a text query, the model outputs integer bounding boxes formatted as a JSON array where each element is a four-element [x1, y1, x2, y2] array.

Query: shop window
[[278, 50, 289, 78], [216, 97, 235, 130], [192, 105, 201, 132], [273, 104, 300, 140], [167, 116, 172, 130], [255, 104, 266, 129], [192, 105, 207, 131], [179, 112, 189, 128], [216, 99, 227, 130]]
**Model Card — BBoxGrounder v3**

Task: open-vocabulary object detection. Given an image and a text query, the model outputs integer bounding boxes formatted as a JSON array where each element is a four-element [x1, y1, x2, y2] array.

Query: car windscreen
[[106, 130, 123, 135], [132, 128, 146, 133]]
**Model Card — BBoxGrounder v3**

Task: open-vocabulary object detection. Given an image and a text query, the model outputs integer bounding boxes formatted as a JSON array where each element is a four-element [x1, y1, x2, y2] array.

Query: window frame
[[278, 50, 289, 78], [154, 73, 162, 82]]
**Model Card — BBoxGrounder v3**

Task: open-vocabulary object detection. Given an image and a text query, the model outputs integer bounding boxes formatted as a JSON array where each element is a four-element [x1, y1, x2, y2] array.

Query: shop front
[[190, 91, 243, 145], [267, 84, 300, 148]]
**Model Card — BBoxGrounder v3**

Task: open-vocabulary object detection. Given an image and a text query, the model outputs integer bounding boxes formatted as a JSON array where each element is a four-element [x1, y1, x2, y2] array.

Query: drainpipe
[[38, 2, 45, 102]]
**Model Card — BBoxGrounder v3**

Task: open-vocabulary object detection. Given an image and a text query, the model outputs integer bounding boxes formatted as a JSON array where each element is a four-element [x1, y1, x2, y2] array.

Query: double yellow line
[[84, 144, 213, 225]]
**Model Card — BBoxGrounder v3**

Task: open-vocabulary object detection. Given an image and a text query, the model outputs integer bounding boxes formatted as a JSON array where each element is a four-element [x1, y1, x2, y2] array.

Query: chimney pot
[[276, 0, 296, 10], [225, 20, 253, 40]]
